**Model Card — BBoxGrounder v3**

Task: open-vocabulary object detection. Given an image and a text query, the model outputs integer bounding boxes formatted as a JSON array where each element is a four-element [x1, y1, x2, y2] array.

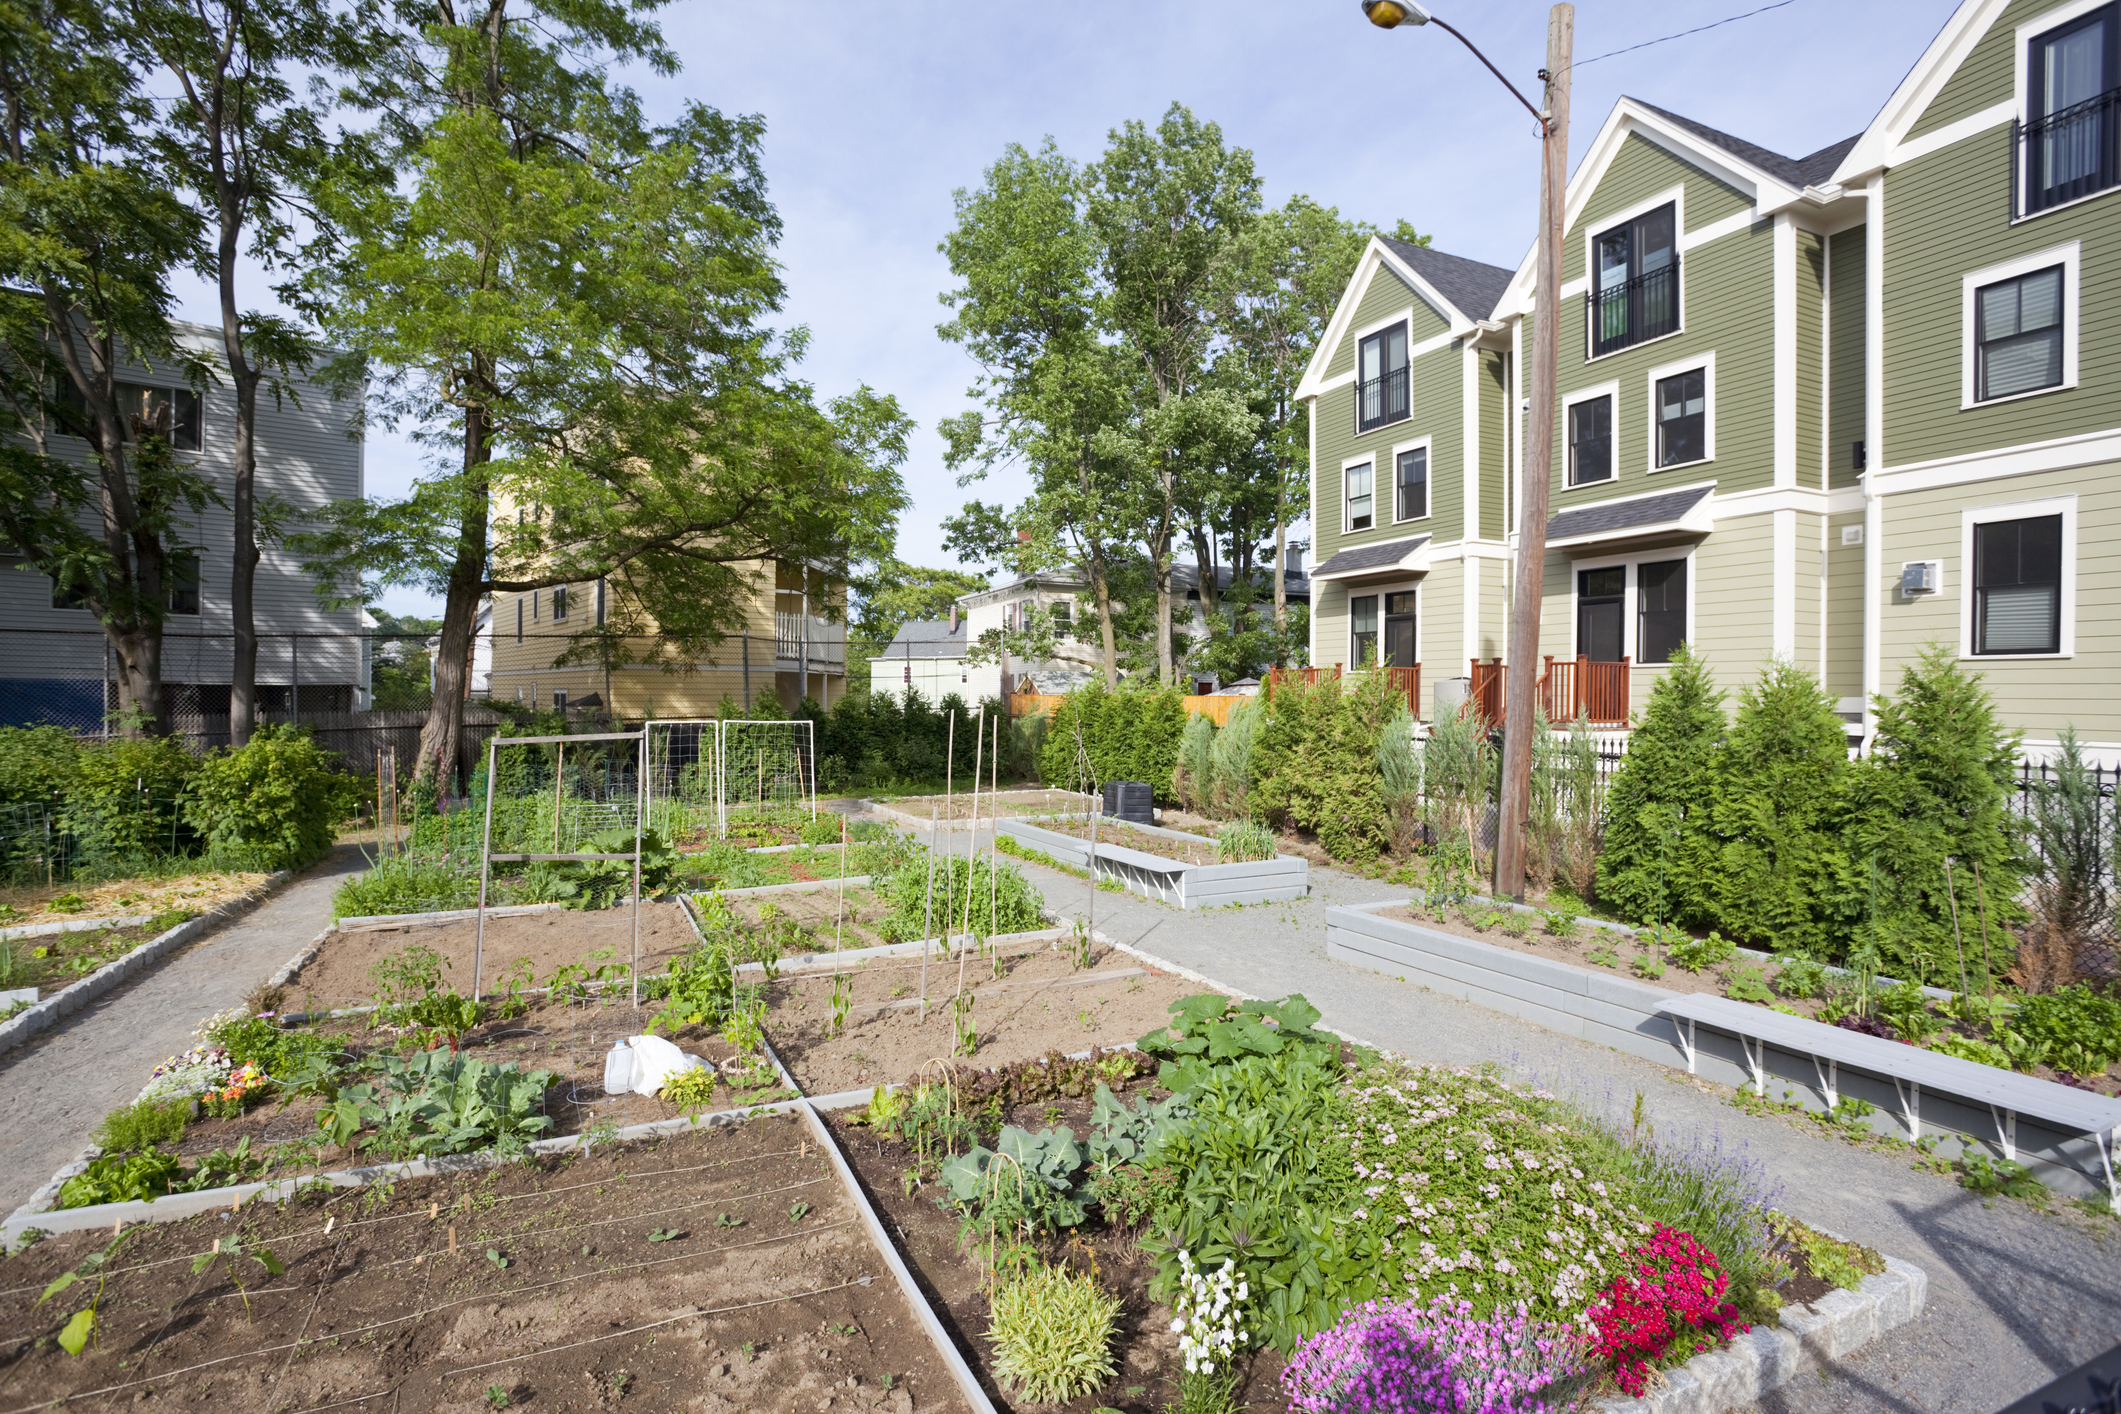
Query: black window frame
[[1394, 445, 1429, 522], [165, 552, 200, 616], [1587, 203, 1680, 357], [552, 584, 569, 621], [51, 575, 91, 611], [1973, 264, 2066, 401], [1567, 394, 1614, 487], [2020, 2, 2119, 214], [1576, 566, 1626, 663], [1637, 558, 1688, 665], [1972, 513, 2064, 655], [1654, 367, 1709, 468], [1356, 323, 1410, 433], [1345, 460, 1374, 532], [1349, 592, 1379, 668]]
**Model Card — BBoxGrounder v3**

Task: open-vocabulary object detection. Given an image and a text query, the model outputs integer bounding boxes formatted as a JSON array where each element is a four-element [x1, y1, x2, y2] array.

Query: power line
[[1565, 0, 1798, 73]]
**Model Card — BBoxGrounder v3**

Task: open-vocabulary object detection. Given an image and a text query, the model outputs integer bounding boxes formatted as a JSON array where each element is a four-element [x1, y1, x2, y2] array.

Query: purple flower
[[1282, 1296, 1583, 1414]]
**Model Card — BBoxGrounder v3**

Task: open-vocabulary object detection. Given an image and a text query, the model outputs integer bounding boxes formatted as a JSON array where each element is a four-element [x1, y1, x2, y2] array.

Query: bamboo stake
[[1944, 856, 1973, 1008], [1972, 858, 1996, 1014], [943, 711, 956, 946], [921, 805, 937, 1019], [963, 707, 985, 952], [834, 812, 847, 956], [553, 742, 565, 852], [989, 716, 1000, 941]]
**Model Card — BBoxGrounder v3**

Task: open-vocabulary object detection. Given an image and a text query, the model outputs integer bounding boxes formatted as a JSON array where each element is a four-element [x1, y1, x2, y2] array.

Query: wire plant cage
[[643, 718, 816, 849]]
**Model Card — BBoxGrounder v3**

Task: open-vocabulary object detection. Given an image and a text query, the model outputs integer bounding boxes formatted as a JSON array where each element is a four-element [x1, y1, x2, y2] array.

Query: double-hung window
[[1345, 461, 1374, 531], [1588, 203, 1678, 356], [1357, 324, 1409, 432], [2021, 2, 2118, 214], [165, 554, 200, 615], [1394, 446, 1428, 521], [1654, 369, 1707, 466], [552, 584, 569, 621], [1568, 395, 1613, 486], [1975, 265, 2065, 399], [1349, 593, 1379, 668], [1637, 559, 1688, 664], [1577, 568, 1625, 662], [1973, 513, 2063, 654]]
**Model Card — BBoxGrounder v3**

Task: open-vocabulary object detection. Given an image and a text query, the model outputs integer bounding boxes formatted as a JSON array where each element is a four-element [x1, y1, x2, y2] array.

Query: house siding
[[1797, 230, 1826, 486], [1906, 0, 2029, 137], [1479, 350, 1509, 540], [1571, 134, 1752, 242], [1421, 561, 1464, 679], [1880, 105, 2121, 467], [1321, 263, 1451, 381], [1313, 340, 1466, 569], [1693, 514, 1778, 697], [1828, 227, 1869, 490], [1876, 463, 2121, 741], [1824, 514, 1868, 701], [1793, 514, 1823, 671]]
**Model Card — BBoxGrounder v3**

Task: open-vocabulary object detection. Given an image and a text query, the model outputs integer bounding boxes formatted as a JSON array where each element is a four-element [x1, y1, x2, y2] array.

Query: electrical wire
[[1564, 0, 1798, 72]]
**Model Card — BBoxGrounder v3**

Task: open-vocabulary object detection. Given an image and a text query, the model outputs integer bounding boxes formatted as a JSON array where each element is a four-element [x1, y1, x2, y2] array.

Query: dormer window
[[1588, 204, 1678, 356], [2017, 2, 2117, 215], [1356, 323, 1409, 432]]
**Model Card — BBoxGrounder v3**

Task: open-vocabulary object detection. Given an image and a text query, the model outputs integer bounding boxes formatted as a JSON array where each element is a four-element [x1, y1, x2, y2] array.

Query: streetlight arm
[[1426, 16, 1549, 130]]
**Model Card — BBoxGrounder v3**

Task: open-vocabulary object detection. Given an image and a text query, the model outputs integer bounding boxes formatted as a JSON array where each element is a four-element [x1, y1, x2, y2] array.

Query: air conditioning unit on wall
[[1899, 560, 1942, 596]]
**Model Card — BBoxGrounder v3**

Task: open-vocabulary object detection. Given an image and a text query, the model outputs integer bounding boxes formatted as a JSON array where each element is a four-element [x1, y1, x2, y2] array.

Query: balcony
[[2014, 87, 2119, 216], [1356, 365, 1410, 433], [773, 612, 845, 669], [1467, 656, 1631, 729], [1586, 257, 1680, 358], [1266, 663, 1420, 717]]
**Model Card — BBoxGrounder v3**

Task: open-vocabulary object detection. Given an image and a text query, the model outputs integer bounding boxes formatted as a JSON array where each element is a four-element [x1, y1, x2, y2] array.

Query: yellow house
[[487, 557, 848, 718]]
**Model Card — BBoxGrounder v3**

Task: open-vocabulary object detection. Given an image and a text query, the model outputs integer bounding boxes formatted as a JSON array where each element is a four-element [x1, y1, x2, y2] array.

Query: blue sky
[[170, 0, 1958, 617]]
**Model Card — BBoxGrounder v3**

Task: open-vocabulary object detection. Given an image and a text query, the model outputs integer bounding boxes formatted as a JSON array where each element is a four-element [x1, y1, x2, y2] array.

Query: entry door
[[1383, 590, 1417, 667], [1577, 567, 1626, 661]]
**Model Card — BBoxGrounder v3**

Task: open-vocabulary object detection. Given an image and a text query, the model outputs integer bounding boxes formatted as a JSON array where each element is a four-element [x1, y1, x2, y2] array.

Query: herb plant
[[986, 1259, 1122, 1404]]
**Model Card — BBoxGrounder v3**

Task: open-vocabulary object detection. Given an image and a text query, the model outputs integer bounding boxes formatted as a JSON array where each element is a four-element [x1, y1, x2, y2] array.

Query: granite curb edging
[[0, 867, 294, 1060]]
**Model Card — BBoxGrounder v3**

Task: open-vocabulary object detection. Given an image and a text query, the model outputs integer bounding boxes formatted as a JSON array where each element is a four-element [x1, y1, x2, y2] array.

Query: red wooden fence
[[1540, 655, 1631, 726]]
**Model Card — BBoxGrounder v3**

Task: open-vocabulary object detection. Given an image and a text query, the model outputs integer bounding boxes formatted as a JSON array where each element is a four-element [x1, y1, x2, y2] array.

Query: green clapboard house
[[1300, 0, 2120, 761]]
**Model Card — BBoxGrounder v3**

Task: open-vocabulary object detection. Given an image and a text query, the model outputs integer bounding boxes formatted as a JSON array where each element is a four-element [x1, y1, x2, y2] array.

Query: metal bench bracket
[[1740, 1034, 1767, 1095], [1811, 1054, 1839, 1110], [1988, 1104, 2017, 1162], [1894, 1077, 1921, 1142], [1674, 1016, 1697, 1074]]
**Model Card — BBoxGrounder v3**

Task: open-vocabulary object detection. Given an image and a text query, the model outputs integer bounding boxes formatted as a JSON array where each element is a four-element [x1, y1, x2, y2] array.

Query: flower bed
[[997, 818, 1307, 910]]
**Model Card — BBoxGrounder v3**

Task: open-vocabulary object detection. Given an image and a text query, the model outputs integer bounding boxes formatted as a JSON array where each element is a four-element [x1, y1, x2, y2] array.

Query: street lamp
[[1362, 2, 1573, 901]]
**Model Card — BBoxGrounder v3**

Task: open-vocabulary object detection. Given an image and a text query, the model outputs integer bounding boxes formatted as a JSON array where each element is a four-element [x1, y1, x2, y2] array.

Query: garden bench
[[1659, 994, 2121, 1206]]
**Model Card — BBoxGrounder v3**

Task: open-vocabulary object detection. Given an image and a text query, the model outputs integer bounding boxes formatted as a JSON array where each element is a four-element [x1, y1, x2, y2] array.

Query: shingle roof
[[881, 618, 967, 659], [1630, 101, 1860, 190], [1379, 237, 1516, 322], [1546, 486, 1713, 544], [1311, 535, 1432, 579]]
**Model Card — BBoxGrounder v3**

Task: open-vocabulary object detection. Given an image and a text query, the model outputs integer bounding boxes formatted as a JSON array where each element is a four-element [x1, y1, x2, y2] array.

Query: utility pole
[[1494, 5, 1572, 900]]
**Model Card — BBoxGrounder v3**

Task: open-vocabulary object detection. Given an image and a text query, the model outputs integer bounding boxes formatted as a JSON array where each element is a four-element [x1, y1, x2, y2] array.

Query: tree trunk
[[415, 402, 492, 792], [1153, 536, 1173, 684], [229, 368, 261, 745], [1089, 556, 1119, 688]]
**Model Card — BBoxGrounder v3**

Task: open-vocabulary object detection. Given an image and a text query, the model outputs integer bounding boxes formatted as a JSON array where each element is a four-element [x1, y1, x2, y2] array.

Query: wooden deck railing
[[1267, 664, 1341, 702], [1007, 691, 1246, 726], [1470, 659, 1508, 727], [1540, 655, 1631, 726]]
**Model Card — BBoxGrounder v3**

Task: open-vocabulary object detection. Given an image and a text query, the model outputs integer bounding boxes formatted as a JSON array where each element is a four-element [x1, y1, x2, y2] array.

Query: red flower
[[1587, 1224, 1747, 1395]]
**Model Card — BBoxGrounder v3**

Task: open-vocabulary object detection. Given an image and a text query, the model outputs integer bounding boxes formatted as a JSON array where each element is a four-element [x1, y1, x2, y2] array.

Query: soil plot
[[289, 903, 702, 1010], [879, 790, 1090, 822], [766, 943, 1195, 1095], [2, 1114, 968, 1413], [825, 1090, 1286, 1414], [1024, 818, 1219, 867], [720, 884, 900, 954]]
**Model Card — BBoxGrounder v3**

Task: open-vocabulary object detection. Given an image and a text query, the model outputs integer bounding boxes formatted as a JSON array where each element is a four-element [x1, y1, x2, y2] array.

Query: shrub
[[0, 725, 81, 807], [1379, 703, 1422, 854], [1586, 1225, 1745, 1397], [876, 850, 1043, 942], [2022, 727, 2112, 989], [1174, 714, 1217, 814], [1215, 820, 1276, 864], [64, 736, 198, 864], [1706, 661, 1854, 956], [333, 853, 479, 918], [1207, 699, 1261, 816], [1250, 674, 1395, 864], [1038, 679, 1188, 804], [1596, 646, 1723, 929], [184, 725, 353, 872], [1419, 704, 1493, 852], [798, 814, 843, 846], [2009, 985, 2121, 1074], [1281, 1295, 1581, 1414], [987, 1260, 1122, 1404]]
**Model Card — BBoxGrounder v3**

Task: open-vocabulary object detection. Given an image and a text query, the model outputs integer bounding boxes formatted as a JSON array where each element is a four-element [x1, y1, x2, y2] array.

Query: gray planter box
[[1000, 817, 1307, 910], [1327, 900, 2121, 1204]]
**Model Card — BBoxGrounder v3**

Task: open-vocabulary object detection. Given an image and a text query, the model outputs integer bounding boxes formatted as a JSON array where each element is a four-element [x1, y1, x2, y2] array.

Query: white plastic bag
[[621, 1032, 706, 1096], [603, 1039, 636, 1098]]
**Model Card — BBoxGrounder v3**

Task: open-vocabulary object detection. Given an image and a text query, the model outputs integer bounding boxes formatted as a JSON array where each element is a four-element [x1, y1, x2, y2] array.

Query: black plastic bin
[[1100, 780, 1154, 825]]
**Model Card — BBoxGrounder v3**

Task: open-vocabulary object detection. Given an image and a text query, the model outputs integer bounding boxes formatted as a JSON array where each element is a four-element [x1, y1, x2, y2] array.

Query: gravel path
[[0, 845, 364, 1216], [918, 820, 2119, 1414]]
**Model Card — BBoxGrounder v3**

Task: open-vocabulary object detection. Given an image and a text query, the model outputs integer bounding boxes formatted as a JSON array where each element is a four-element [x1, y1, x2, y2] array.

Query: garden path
[[950, 828, 2119, 1414], [0, 844, 364, 1217]]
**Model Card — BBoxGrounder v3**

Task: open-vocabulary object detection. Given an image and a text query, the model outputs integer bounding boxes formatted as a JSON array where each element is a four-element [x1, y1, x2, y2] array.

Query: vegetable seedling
[[36, 1231, 130, 1355], [788, 1201, 812, 1223], [647, 1227, 686, 1243], [192, 1236, 284, 1321]]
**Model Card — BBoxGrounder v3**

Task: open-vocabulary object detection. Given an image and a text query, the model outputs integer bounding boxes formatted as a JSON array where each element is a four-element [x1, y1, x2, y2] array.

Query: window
[[1568, 395, 1613, 486], [1975, 266, 2064, 400], [1577, 567, 1625, 661], [1654, 369, 1707, 467], [531, 589, 539, 622], [553, 690, 568, 710], [2020, 2, 2118, 214], [1383, 590, 1417, 667], [516, 597, 524, 643], [1588, 203, 1678, 356], [1356, 323, 1409, 432], [552, 584, 569, 621], [51, 576, 90, 610], [58, 382, 203, 450], [1345, 461, 1374, 532], [1637, 559, 1688, 664], [165, 554, 199, 615], [1349, 593, 1379, 667], [596, 577, 606, 625], [1973, 514, 2063, 654], [1394, 446, 1428, 522]]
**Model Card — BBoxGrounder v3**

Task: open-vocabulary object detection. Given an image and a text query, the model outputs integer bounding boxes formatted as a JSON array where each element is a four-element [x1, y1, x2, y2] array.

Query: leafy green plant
[[1586, 940, 1621, 968], [1542, 905, 1582, 941], [951, 989, 977, 1058], [645, 939, 735, 1035], [553, 826, 682, 909], [57, 1148, 185, 1208], [1665, 930, 1737, 974], [1928, 1032, 2013, 1068], [1420, 837, 1479, 918], [877, 851, 1043, 943], [799, 814, 843, 846], [1875, 980, 1942, 1043], [1961, 1152, 2046, 1201], [316, 1050, 556, 1159], [830, 972, 852, 1036], [1497, 910, 1534, 940], [369, 943, 447, 1010], [661, 1066, 722, 1114], [333, 853, 479, 918], [1086, 1083, 1193, 1169], [192, 1235, 285, 1319], [986, 1259, 1121, 1403], [1214, 820, 1276, 864], [1774, 955, 1828, 1000], [941, 1125, 1089, 1237], [92, 1098, 189, 1153], [184, 725, 354, 871], [1630, 952, 1667, 980], [35, 1230, 129, 1355], [1596, 646, 1724, 928], [1135, 992, 1339, 1093], [1725, 965, 1775, 1003], [2010, 986, 2121, 1075]]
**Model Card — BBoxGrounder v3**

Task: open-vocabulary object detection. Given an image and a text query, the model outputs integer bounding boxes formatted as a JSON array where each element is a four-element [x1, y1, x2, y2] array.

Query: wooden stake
[[447, 1225, 457, 1254]]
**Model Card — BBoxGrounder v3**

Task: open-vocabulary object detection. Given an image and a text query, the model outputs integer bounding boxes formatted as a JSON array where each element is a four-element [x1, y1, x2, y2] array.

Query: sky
[[167, 0, 1960, 618]]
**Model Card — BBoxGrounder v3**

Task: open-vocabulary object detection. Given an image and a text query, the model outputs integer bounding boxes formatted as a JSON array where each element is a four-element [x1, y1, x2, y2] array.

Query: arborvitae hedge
[[1035, 679, 1188, 804], [1249, 672, 1396, 863], [1594, 645, 1724, 927]]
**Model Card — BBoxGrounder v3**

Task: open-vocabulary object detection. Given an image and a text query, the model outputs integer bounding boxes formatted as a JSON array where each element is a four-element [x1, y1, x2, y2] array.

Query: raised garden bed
[[0, 868, 269, 925], [1, 1112, 971, 1413], [1328, 899, 2121, 1203], [869, 789, 1092, 830], [998, 817, 1306, 910]]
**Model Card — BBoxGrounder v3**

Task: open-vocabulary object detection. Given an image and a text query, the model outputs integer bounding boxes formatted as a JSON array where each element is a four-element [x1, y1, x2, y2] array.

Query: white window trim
[[1562, 380, 1621, 489], [1646, 350, 1717, 473], [1342, 453, 1377, 534], [1959, 493, 2076, 659], [2013, 0, 2119, 226], [1347, 588, 1382, 669], [1379, 580, 1423, 669], [1960, 241, 2081, 409], [1390, 435, 1434, 525], [1570, 546, 1697, 664], [1353, 307, 1416, 344], [1581, 186, 1687, 364]]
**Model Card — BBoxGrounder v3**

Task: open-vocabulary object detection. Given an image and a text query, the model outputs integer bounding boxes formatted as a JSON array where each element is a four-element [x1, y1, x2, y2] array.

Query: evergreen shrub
[[1595, 646, 1724, 928]]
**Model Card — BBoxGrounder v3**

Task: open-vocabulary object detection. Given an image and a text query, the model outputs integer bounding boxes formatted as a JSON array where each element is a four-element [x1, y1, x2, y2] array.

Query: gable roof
[[1377, 237, 1514, 323], [1627, 101, 1859, 191], [1832, 0, 2010, 184]]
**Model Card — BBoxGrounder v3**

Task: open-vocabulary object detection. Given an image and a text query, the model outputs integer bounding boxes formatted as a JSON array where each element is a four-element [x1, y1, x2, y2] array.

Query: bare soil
[[0, 870, 266, 926], [286, 903, 703, 1011], [825, 1094, 1286, 1414], [878, 790, 1091, 822], [2, 1115, 968, 1413], [721, 885, 899, 953], [8, 920, 169, 995], [767, 943, 1195, 1095], [1028, 818, 1219, 867]]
